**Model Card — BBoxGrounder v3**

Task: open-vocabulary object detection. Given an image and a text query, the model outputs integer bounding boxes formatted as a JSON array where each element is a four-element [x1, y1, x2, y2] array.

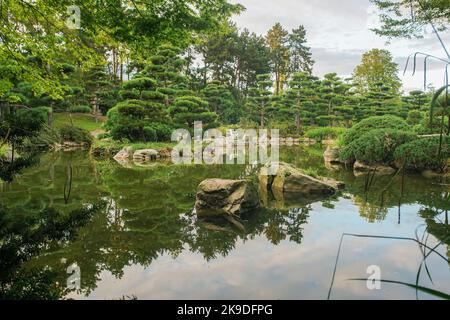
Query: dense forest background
[[0, 0, 448, 146]]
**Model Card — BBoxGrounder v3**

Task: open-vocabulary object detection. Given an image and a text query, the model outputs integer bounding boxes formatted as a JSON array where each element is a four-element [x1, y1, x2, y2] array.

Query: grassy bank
[[53, 113, 105, 132]]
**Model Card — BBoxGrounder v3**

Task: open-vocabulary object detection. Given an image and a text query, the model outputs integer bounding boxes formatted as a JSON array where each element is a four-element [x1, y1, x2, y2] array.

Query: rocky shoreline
[[323, 145, 450, 179]]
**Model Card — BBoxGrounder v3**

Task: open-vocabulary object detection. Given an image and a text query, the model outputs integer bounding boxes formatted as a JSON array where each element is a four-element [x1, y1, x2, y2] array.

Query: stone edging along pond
[[324, 145, 450, 180]]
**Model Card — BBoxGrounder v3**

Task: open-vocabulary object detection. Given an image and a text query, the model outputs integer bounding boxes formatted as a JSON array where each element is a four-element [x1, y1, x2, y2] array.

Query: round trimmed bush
[[394, 136, 450, 171], [59, 126, 93, 145], [143, 123, 173, 142], [340, 129, 417, 164], [342, 115, 411, 145]]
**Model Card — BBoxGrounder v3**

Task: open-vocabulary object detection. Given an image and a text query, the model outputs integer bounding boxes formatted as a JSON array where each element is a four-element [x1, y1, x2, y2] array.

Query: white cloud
[[230, 0, 450, 93]]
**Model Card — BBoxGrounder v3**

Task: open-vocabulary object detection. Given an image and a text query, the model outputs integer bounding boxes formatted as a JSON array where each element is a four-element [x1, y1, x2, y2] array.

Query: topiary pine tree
[[169, 95, 218, 130], [317, 73, 347, 126], [106, 76, 168, 141], [201, 80, 240, 124], [246, 74, 273, 128], [144, 45, 188, 106], [358, 81, 403, 120], [83, 65, 119, 116], [402, 90, 430, 112], [283, 72, 317, 131]]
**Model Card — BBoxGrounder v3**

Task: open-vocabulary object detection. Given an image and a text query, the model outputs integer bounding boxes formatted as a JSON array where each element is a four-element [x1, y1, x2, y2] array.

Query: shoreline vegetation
[[3, 111, 448, 180]]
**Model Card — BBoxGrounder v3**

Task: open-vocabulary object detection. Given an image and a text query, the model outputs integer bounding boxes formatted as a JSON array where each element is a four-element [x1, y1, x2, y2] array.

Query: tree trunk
[[295, 111, 301, 131], [11, 142, 14, 165], [48, 105, 54, 126], [447, 116, 450, 136], [275, 72, 280, 96], [260, 111, 265, 129]]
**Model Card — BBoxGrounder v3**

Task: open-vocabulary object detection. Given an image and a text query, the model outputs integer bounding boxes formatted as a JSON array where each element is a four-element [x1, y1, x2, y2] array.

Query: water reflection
[[0, 148, 449, 299]]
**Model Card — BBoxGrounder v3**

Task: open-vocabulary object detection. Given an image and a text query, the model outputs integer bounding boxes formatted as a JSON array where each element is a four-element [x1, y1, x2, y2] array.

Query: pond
[[0, 146, 449, 300]]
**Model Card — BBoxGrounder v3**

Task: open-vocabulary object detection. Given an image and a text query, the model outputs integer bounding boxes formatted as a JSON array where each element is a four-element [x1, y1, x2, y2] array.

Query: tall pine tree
[[201, 81, 240, 124], [284, 72, 317, 131], [288, 26, 314, 75], [266, 23, 290, 96], [246, 74, 273, 128]]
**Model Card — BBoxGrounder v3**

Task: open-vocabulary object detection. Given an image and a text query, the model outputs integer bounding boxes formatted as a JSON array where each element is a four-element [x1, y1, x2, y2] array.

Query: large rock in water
[[114, 147, 133, 161], [195, 179, 260, 218], [133, 149, 158, 162], [323, 146, 341, 164], [260, 163, 337, 205], [353, 161, 396, 176]]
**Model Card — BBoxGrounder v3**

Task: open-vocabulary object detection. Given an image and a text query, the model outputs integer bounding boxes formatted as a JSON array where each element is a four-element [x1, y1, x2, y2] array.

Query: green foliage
[[202, 81, 241, 124], [0, 144, 7, 158], [370, 0, 449, 39], [288, 25, 315, 75], [53, 113, 104, 132], [305, 127, 347, 141], [406, 110, 424, 125], [0, 108, 47, 153], [266, 23, 290, 95], [0, 202, 104, 299], [283, 72, 318, 130], [107, 73, 168, 141], [59, 126, 93, 145], [83, 65, 119, 115], [340, 129, 417, 164], [143, 123, 173, 142], [342, 115, 411, 145], [22, 125, 61, 150], [194, 23, 271, 96], [144, 45, 187, 104], [394, 136, 450, 171], [352, 49, 401, 94], [169, 96, 218, 129], [430, 85, 450, 135], [403, 90, 430, 112], [69, 105, 92, 114], [355, 81, 403, 120], [246, 74, 273, 128], [0, 154, 39, 183]]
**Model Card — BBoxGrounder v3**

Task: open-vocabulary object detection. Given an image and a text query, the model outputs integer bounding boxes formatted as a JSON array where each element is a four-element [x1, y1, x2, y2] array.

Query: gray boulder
[[195, 179, 260, 218], [114, 146, 134, 161], [353, 161, 396, 176], [259, 162, 337, 205], [323, 146, 341, 163], [133, 149, 158, 162]]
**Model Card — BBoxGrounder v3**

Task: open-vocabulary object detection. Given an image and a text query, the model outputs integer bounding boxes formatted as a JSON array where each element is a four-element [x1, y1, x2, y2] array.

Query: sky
[[229, 0, 450, 93]]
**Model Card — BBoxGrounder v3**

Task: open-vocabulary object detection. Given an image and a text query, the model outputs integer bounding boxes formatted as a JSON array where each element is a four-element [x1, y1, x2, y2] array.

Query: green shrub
[[22, 125, 61, 150], [342, 115, 411, 145], [145, 123, 172, 141], [33, 106, 52, 119], [394, 136, 450, 171], [413, 116, 449, 135], [340, 129, 417, 165], [97, 133, 110, 140], [305, 127, 347, 141], [406, 110, 424, 125], [59, 126, 93, 145], [143, 123, 173, 142], [69, 105, 92, 113], [143, 126, 157, 141]]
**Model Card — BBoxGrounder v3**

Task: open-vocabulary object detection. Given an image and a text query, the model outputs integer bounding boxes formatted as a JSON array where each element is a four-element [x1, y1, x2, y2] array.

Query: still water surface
[[0, 146, 449, 299]]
